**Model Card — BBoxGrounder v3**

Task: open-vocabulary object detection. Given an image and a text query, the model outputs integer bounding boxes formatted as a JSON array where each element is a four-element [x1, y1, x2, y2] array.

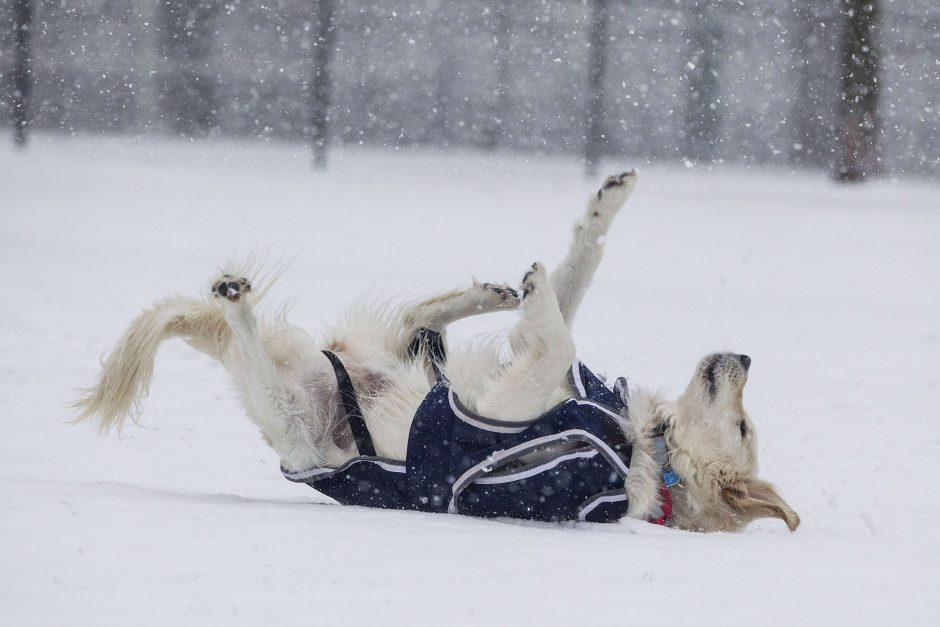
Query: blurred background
[[2, 0, 937, 179], [2, 4, 939, 624]]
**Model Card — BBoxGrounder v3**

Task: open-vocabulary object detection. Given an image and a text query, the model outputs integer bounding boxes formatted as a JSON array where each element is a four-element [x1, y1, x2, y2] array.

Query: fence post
[[834, 0, 881, 181], [584, 0, 609, 177], [12, 0, 32, 148], [311, 0, 336, 169]]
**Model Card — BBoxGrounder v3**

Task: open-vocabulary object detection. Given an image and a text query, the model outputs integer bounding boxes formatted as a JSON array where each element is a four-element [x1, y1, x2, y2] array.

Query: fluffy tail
[[73, 295, 231, 433]]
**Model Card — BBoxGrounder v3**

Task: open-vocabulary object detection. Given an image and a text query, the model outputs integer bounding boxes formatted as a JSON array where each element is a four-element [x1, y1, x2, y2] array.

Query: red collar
[[647, 484, 674, 526], [648, 424, 677, 525]]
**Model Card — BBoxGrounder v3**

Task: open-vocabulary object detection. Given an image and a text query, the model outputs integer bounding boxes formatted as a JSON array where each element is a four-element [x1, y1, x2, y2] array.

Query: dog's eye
[[739, 420, 748, 438]]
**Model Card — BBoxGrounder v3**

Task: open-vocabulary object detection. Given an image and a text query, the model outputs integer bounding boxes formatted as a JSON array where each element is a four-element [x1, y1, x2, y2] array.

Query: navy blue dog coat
[[283, 361, 636, 523], [282, 363, 632, 522]]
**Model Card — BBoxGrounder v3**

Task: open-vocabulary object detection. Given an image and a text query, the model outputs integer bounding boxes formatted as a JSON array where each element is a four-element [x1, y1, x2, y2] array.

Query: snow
[[2, 137, 939, 625]]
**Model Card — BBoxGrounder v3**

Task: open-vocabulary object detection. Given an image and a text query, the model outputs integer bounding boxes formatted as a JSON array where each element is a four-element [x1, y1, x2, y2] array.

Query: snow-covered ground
[[1, 137, 938, 626]]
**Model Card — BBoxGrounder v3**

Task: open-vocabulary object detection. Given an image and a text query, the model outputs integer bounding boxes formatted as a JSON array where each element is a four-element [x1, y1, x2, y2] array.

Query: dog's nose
[[739, 354, 751, 370]]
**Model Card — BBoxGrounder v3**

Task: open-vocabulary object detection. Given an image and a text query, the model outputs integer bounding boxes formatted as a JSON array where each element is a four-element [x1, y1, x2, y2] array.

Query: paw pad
[[521, 263, 542, 298], [482, 282, 521, 303], [597, 169, 637, 199], [212, 275, 252, 302]]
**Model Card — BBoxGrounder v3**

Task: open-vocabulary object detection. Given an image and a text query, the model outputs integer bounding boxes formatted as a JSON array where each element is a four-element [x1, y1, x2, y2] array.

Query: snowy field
[[1, 136, 939, 626]]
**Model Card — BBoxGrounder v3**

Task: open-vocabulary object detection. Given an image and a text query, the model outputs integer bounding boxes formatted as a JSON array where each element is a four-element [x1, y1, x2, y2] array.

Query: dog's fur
[[74, 172, 799, 532]]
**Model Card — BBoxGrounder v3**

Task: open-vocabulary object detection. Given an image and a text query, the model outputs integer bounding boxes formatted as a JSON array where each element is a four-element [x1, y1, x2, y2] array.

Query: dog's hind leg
[[550, 170, 637, 327], [473, 263, 576, 421], [211, 275, 334, 471]]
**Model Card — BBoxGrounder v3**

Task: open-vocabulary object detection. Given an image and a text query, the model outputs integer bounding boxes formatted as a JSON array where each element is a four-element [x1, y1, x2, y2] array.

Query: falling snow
[[0, 0, 937, 176]]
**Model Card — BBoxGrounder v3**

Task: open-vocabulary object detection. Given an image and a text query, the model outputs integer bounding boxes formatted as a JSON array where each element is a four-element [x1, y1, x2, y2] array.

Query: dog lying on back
[[75, 171, 799, 532]]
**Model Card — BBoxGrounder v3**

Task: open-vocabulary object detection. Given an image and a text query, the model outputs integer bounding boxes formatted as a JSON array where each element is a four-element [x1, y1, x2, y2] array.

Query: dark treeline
[[1, 0, 938, 177]]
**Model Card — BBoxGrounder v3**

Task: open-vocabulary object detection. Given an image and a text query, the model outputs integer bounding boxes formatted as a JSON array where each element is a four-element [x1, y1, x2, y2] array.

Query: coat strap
[[322, 350, 375, 457]]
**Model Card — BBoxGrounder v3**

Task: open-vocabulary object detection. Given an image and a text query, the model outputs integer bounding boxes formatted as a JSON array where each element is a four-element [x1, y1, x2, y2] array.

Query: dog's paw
[[521, 262, 546, 299], [589, 169, 637, 220], [212, 275, 252, 302], [478, 281, 522, 310], [597, 169, 637, 200]]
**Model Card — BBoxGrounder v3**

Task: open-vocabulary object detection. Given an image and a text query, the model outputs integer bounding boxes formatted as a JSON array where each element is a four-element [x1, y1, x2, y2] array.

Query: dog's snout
[[738, 354, 751, 370]]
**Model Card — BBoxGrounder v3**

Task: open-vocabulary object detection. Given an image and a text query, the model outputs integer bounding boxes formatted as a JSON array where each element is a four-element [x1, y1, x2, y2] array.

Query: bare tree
[[482, 0, 512, 150], [11, 0, 32, 148], [789, 1, 838, 168], [683, 1, 723, 163], [158, 1, 222, 137], [584, 0, 610, 176], [430, 9, 457, 149], [310, 0, 336, 169], [834, 0, 880, 181], [431, 55, 457, 148]]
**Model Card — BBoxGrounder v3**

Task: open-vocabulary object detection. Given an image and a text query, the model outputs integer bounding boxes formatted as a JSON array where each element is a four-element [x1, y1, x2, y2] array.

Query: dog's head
[[665, 352, 800, 532]]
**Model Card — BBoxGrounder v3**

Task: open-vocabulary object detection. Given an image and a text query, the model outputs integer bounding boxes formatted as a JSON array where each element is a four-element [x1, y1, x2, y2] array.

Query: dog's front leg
[[212, 275, 327, 470], [550, 170, 637, 327], [475, 263, 576, 421], [402, 280, 521, 337], [399, 280, 521, 372]]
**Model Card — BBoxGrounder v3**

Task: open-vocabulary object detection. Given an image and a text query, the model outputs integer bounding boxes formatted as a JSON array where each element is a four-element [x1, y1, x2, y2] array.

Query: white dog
[[75, 171, 799, 532]]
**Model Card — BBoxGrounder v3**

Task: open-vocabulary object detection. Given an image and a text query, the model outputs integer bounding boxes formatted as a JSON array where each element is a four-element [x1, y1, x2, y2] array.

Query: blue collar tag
[[662, 468, 681, 488], [652, 433, 681, 488]]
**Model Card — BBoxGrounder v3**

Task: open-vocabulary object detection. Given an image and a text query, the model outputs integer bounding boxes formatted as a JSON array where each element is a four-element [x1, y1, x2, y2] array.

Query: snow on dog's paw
[[592, 169, 637, 214], [478, 281, 522, 310], [212, 275, 252, 302], [521, 262, 546, 299]]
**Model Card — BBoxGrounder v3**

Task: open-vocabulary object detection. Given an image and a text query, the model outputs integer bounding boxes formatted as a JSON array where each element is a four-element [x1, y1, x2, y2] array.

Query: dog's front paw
[[212, 275, 252, 302], [521, 262, 546, 299], [479, 281, 522, 309]]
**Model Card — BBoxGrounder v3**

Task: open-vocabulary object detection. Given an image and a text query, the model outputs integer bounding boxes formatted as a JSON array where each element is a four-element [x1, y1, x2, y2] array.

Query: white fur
[[74, 171, 799, 532]]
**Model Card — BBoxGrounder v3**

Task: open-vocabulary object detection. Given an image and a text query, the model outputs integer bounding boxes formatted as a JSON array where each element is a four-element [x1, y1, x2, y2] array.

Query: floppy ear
[[721, 478, 800, 532]]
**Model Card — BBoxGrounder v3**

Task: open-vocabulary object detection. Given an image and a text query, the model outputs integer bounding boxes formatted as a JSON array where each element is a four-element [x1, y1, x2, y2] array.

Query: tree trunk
[[683, 2, 722, 163], [432, 54, 456, 148], [834, 0, 880, 181], [158, 1, 221, 137], [311, 0, 336, 169], [12, 0, 32, 148], [137, 0, 163, 133], [584, 0, 609, 177], [482, 0, 511, 150]]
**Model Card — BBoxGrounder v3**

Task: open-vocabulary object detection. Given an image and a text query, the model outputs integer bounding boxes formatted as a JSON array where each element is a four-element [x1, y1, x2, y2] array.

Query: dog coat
[[282, 361, 637, 523]]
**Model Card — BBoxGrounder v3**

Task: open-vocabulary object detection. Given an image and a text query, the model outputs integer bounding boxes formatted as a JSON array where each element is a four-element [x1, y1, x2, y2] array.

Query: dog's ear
[[721, 478, 800, 532]]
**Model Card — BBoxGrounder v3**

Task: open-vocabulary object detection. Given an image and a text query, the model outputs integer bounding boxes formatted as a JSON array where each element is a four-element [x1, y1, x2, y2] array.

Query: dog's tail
[[72, 295, 231, 434]]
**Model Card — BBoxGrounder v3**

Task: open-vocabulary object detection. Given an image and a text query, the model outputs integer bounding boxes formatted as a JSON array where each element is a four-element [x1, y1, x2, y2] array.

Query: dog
[[74, 171, 799, 532]]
